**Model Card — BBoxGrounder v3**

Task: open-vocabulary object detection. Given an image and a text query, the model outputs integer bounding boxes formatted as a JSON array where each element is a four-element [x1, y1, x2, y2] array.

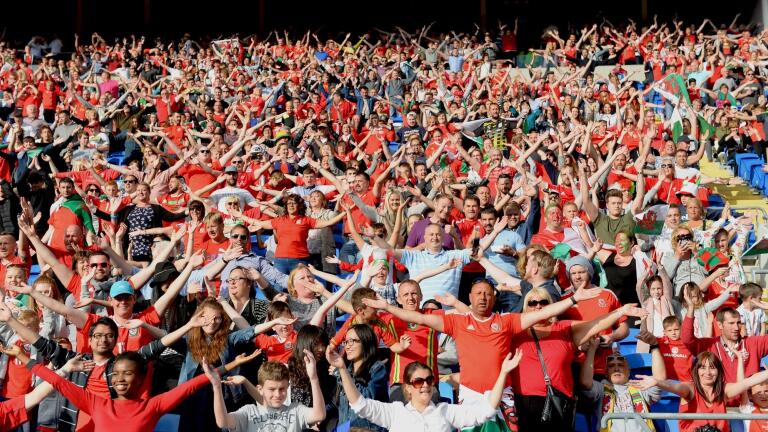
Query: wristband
[[570, 296, 577, 305], [222, 257, 231, 264], [648, 344, 660, 351]]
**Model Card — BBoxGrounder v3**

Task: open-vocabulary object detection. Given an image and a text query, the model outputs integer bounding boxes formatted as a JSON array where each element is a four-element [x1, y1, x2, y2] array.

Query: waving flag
[[635, 205, 669, 236]]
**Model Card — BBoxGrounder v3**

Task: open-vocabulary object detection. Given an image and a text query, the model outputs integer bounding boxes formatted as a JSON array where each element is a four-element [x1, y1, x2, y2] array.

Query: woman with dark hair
[[332, 323, 390, 431], [251, 193, 345, 274], [285, 324, 337, 428], [634, 351, 768, 432], [592, 230, 641, 307]]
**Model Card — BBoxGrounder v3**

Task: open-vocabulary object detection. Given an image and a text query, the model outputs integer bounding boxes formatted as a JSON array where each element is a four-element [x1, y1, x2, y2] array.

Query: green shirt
[[593, 211, 637, 244]]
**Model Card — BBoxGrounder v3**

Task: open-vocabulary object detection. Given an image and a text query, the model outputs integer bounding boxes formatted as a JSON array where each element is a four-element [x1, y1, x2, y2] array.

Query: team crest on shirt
[[491, 323, 501, 332], [285, 342, 294, 350], [598, 299, 607, 308], [408, 322, 418, 330], [129, 327, 139, 337], [23, 344, 31, 352], [671, 347, 678, 354], [466, 325, 475, 331], [295, 219, 304, 225]]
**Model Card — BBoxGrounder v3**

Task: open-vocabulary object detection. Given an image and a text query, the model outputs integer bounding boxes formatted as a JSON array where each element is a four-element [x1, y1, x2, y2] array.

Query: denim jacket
[[175, 326, 256, 401], [336, 360, 389, 432]]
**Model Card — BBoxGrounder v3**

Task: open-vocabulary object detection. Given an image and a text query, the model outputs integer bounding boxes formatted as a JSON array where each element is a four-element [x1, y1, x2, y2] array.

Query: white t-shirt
[[231, 402, 311, 432]]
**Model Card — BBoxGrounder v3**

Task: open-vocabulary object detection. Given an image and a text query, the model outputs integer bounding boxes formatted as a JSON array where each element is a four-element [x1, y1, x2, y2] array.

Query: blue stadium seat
[[740, 159, 763, 182], [626, 353, 652, 378], [735, 152, 760, 167], [153, 414, 179, 432], [438, 381, 454, 403], [651, 391, 681, 432], [617, 328, 640, 355], [333, 421, 351, 432], [30, 264, 41, 275], [575, 412, 596, 432]]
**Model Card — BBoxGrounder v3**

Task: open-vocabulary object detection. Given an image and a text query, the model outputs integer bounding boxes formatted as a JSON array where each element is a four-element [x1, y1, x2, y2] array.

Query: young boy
[[204, 356, 326, 431], [254, 302, 297, 363], [654, 317, 693, 382], [738, 283, 766, 337], [330, 288, 410, 352]]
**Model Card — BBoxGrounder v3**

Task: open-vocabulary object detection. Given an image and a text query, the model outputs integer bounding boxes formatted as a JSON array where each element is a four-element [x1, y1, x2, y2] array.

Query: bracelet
[[570, 296, 578, 305], [648, 344, 660, 351], [222, 257, 231, 264]]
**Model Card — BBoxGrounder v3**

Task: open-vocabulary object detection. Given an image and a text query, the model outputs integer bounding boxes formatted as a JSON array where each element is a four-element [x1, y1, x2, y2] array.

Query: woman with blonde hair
[[509, 288, 647, 430], [661, 225, 708, 296], [29, 275, 69, 341]]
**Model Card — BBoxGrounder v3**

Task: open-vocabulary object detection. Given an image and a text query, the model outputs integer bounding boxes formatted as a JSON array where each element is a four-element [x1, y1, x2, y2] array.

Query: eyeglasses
[[527, 299, 550, 307], [231, 234, 249, 240], [124, 179, 137, 184], [226, 277, 248, 284], [344, 338, 362, 345], [90, 262, 109, 268], [91, 333, 115, 340], [408, 376, 435, 388]]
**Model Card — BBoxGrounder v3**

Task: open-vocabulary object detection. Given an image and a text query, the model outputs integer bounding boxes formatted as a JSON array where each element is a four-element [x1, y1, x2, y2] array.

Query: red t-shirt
[[510, 321, 576, 397], [271, 215, 317, 259], [0, 340, 33, 397], [332, 314, 397, 348], [0, 397, 28, 431], [201, 237, 230, 263], [561, 289, 625, 375], [341, 191, 378, 234], [679, 389, 729, 432], [178, 161, 223, 197], [255, 331, 297, 364], [442, 312, 522, 393], [75, 362, 112, 432], [658, 336, 692, 382], [77, 308, 161, 354], [385, 309, 444, 384]]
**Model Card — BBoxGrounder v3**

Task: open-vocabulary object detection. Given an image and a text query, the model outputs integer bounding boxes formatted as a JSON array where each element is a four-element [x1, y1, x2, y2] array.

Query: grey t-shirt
[[231, 402, 310, 432]]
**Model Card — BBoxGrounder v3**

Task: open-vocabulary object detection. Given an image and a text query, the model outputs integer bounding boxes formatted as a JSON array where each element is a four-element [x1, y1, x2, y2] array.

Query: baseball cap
[[224, 165, 239, 174], [151, 261, 181, 287], [275, 129, 291, 141], [109, 280, 134, 298]]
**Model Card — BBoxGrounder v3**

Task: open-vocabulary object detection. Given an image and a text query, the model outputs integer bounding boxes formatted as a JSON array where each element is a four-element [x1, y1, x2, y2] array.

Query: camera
[[677, 234, 693, 242]]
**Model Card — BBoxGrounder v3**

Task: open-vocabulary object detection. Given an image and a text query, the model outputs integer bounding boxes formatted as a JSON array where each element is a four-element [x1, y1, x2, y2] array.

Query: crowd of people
[[0, 14, 767, 432]]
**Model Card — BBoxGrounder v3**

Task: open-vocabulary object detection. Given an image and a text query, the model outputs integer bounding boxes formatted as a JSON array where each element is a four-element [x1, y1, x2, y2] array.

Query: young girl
[[640, 271, 680, 339], [678, 281, 738, 338]]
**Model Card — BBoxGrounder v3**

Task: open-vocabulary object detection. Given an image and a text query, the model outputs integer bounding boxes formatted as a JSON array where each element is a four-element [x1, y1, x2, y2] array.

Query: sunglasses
[[90, 262, 109, 268], [409, 376, 435, 387], [87, 188, 99, 193], [607, 355, 626, 363], [232, 160, 243, 164], [199, 149, 210, 154], [527, 299, 550, 307], [660, 164, 673, 168], [231, 234, 249, 240], [676, 234, 693, 242], [124, 179, 137, 184]]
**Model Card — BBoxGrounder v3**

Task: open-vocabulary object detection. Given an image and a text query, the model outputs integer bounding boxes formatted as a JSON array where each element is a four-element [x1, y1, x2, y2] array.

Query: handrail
[[601, 412, 768, 432]]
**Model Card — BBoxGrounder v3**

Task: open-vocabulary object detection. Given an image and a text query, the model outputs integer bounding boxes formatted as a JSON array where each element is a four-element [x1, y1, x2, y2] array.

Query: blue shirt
[[485, 229, 527, 277], [399, 248, 471, 302]]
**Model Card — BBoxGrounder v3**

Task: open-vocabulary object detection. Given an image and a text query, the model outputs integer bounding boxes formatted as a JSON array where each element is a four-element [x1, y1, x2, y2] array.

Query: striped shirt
[[399, 249, 471, 301]]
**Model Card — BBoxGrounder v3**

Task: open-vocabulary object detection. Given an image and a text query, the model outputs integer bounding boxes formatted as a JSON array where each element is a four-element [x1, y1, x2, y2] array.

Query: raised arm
[[519, 287, 600, 330], [362, 296, 445, 332], [309, 272, 358, 326]]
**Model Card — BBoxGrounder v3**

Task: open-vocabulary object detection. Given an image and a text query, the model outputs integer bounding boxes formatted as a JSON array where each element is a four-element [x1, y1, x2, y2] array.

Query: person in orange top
[[200, 212, 230, 263], [251, 193, 344, 275]]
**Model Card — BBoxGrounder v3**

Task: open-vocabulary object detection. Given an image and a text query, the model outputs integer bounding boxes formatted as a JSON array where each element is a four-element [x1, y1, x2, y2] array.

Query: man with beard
[[480, 248, 560, 313], [156, 176, 190, 213]]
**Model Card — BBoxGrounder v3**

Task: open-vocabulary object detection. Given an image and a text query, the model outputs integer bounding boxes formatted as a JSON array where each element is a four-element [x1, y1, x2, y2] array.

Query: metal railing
[[601, 412, 768, 432]]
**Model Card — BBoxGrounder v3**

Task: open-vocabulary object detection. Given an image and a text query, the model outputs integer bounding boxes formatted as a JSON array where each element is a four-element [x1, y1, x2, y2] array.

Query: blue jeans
[[273, 257, 310, 275], [339, 239, 361, 276]]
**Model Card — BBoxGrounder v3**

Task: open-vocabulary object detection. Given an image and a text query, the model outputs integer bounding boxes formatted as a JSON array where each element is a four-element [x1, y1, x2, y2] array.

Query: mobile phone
[[472, 237, 480, 255]]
